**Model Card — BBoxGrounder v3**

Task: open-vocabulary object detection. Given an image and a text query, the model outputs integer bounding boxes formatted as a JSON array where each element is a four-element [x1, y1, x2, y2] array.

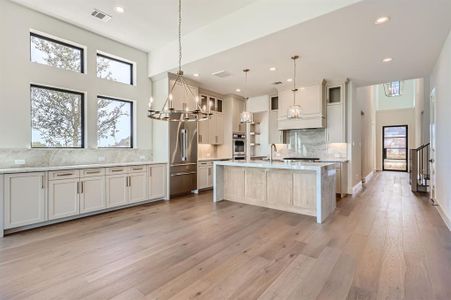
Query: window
[[97, 53, 133, 85], [30, 32, 84, 73], [31, 85, 84, 148], [97, 96, 133, 148], [383, 81, 402, 97]]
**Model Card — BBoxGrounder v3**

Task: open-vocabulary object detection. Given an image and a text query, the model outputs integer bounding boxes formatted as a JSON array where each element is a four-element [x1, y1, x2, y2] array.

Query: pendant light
[[287, 55, 302, 119], [147, 0, 211, 122], [240, 69, 254, 123]]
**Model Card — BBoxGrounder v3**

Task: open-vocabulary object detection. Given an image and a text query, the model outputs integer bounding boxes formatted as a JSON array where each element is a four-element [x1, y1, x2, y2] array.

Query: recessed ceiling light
[[235, 88, 241, 92], [114, 6, 125, 13], [287, 78, 293, 82], [193, 73, 199, 77], [269, 67, 277, 71], [375, 16, 390, 25], [382, 57, 393, 63]]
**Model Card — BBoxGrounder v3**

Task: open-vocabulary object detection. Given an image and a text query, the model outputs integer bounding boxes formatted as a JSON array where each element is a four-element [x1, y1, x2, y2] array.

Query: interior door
[[430, 88, 437, 201], [382, 125, 408, 172]]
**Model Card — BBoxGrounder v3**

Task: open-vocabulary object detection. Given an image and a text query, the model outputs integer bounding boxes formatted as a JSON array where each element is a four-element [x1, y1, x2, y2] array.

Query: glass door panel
[[383, 125, 408, 172]]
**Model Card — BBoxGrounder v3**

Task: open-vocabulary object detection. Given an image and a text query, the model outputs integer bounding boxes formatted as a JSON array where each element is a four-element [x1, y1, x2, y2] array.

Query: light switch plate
[[15, 159, 26, 165]]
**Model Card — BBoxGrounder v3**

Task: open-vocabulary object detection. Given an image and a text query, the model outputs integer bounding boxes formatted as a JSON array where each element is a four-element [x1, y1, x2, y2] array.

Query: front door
[[383, 125, 408, 172]]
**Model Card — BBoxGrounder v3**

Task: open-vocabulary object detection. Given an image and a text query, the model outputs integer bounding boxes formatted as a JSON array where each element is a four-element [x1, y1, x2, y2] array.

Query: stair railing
[[410, 143, 430, 192]]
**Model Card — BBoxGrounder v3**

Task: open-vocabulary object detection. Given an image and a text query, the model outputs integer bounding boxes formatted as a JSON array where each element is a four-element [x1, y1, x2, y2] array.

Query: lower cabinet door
[[197, 167, 208, 190], [129, 172, 147, 203], [48, 179, 80, 220], [149, 165, 166, 199], [106, 175, 129, 207], [80, 176, 106, 213], [206, 167, 213, 188], [4, 172, 47, 229], [267, 170, 292, 206]]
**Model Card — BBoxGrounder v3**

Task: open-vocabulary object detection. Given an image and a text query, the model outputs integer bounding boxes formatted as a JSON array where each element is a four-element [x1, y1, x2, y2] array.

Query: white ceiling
[[175, 0, 451, 96], [10, 0, 257, 51]]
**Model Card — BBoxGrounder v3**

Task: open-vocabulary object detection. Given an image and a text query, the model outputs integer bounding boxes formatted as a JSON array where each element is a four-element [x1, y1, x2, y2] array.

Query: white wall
[[347, 81, 362, 192], [0, 0, 151, 150], [376, 79, 415, 111], [357, 85, 376, 179], [430, 29, 451, 227]]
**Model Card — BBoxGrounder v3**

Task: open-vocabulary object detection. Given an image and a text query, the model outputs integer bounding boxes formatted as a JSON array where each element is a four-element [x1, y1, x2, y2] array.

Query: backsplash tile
[[0, 148, 152, 168]]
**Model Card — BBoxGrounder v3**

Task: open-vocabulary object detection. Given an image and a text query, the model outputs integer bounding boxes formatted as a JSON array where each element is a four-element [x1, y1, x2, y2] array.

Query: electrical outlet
[[140, 155, 146, 160], [15, 159, 26, 165], [98, 156, 105, 162]]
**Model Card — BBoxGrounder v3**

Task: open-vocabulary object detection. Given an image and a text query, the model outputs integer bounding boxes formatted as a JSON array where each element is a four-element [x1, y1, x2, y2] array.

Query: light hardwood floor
[[0, 172, 450, 299]]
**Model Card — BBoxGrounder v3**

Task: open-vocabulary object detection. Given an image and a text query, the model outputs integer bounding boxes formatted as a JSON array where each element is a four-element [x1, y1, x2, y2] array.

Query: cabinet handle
[[112, 169, 124, 173], [149, 167, 152, 177], [125, 177, 129, 187], [86, 170, 100, 175], [77, 182, 80, 194], [57, 172, 74, 177], [81, 181, 84, 194], [129, 176, 132, 187], [208, 168, 211, 176], [41, 175, 45, 189], [132, 167, 143, 171]]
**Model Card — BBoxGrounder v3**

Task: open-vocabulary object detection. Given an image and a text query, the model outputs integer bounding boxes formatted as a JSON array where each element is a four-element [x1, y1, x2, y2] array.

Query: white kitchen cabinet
[[326, 81, 347, 143], [278, 80, 327, 130], [129, 172, 148, 203], [48, 177, 80, 220], [269, 110, 283, 144], [198, 162, 213, 190], [334, 162, 348, 198], [207, 113, 224, 145], [106, 174, 129, 207], [326, 104, 345, 143], [3, 172, 47, 229], [198, 116, 209, 144], [148, 164, 166, 200], [80, 176, 106, 213]]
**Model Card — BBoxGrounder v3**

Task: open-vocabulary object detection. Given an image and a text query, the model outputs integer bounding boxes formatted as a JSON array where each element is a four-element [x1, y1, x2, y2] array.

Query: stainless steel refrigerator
[[169, 120, 198, 197]]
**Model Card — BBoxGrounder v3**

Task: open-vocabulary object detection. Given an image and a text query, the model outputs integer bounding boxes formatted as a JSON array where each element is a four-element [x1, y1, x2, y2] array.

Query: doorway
[[382, 125, 408, 172]]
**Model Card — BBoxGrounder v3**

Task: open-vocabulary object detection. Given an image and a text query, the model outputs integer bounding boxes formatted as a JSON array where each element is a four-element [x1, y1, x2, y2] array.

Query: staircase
[[409, 143, 430, 192]]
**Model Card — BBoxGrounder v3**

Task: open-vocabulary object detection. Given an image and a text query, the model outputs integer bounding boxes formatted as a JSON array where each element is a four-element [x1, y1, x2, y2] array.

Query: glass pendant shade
[[287, 104, 302, 119], [240, 111, 253, 123]]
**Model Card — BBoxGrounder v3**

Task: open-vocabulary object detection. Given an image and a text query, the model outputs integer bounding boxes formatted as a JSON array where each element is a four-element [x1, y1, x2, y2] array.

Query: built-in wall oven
[[232, 132, 246, 160]]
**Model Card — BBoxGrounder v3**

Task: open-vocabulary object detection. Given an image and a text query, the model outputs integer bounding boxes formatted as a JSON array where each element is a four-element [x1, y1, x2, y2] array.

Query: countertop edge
[[0, 161, 168, 174], [213, 161, 335, 171]]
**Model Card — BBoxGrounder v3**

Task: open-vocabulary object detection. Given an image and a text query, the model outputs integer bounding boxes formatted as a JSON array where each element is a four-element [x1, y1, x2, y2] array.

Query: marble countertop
[[0, 161, 167, 174], [214, 160, 334, 171], [198, 157, 232, 162]]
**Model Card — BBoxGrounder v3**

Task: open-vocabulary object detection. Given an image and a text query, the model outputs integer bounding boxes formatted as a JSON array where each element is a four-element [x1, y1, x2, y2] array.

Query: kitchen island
[[213, 160, 336, 223]]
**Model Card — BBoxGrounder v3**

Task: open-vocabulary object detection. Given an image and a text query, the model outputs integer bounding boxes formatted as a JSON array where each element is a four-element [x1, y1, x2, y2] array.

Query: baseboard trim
[[364, 170, 375, 184], [435, 201, 451, 231], [352, 182, 363, 195]]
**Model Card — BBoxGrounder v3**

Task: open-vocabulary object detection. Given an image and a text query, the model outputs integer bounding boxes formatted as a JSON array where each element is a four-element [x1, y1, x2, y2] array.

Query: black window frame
[[96, 95, 134, 149], [30, 84, 85, 149], [30, 32, 85, 73], [96, 53, 134, 85]]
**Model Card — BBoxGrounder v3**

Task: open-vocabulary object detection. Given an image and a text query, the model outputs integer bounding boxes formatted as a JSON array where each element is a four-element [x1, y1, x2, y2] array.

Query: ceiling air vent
[[211, 70, 231, 78], [91, 9, 112, 22], [272, 81, 283, 85]]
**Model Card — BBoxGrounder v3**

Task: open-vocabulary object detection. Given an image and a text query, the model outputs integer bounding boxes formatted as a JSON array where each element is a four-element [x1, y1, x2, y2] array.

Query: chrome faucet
[[270, 144, 277, 163]]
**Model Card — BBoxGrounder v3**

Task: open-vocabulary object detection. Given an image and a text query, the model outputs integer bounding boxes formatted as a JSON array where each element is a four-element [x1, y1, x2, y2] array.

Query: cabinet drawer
[[81, 168, 105, 177], [199, 161, 213, 167], [128, 165, 147, 173], [106, 167, 128, 175], [48, 170, 80, 180]]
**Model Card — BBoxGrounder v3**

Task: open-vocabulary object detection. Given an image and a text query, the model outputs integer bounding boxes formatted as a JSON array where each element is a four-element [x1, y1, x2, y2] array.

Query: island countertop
[[214, 160, 335, 170]]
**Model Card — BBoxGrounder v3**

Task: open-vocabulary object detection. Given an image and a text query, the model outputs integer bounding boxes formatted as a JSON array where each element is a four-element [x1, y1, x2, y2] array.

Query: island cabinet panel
[[292, 172, 317, 215], [224, 167, 245, 203], [245, 168, 267, 205], [267, 170, 292, 206]]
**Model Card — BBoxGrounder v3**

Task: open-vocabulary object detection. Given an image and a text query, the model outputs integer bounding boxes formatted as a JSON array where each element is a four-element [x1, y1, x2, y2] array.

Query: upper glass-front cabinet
[[327, 86, 342, 104]]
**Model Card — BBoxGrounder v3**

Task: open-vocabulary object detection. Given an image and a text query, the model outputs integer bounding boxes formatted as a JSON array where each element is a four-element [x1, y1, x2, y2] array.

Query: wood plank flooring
[[0, 172, 450, 299]]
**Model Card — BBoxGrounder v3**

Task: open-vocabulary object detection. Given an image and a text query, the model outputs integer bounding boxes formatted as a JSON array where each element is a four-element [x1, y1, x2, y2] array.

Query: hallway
[[0, 172, 450, 299]]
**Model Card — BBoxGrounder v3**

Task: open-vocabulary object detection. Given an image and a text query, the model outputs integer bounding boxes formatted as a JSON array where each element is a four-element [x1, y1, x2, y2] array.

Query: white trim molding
[[435, 203, 451, 231]]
